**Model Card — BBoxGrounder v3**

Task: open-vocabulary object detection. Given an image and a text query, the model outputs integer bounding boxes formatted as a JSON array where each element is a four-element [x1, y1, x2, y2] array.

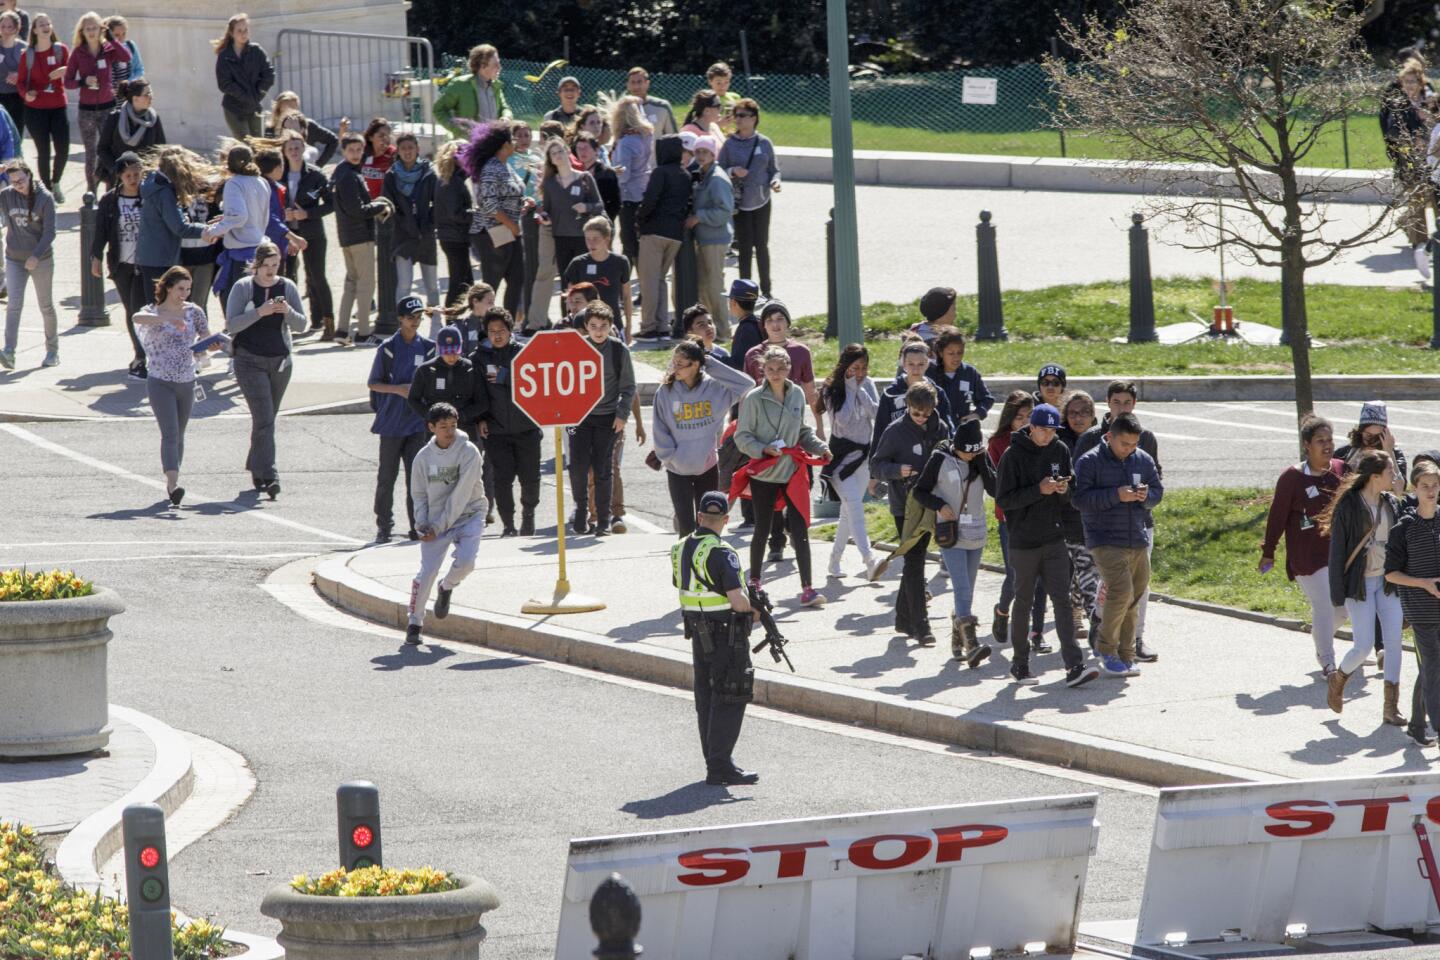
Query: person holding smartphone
[[1074, 413, 1163, 679]]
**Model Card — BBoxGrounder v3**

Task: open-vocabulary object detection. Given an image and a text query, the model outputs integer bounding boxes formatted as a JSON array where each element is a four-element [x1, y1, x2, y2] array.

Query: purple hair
[[457, 120, 513, 179]]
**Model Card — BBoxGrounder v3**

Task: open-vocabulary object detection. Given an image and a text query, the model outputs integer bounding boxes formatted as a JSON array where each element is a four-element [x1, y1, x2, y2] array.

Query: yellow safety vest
[[671, 532, 743, 613]]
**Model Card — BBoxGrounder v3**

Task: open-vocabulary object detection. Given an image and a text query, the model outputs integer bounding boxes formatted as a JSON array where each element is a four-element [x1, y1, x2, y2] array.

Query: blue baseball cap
[[436, 326, 463, 355], [728, 278, 759, 302], [1030, 404, 1061, 428]]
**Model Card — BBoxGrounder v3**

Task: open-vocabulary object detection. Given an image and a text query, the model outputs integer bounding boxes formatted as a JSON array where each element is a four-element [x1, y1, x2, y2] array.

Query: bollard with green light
[[122, 803, 174, 960], [337, 780, 383, 870]]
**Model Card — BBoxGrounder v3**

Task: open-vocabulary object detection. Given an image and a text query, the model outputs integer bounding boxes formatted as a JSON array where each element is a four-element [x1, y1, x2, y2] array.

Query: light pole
[[826, 0, 862, 346]]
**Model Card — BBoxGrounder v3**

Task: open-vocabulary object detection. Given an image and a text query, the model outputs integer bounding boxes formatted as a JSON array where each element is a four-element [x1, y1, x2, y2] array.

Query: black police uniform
[[674, 530, 756, 782]]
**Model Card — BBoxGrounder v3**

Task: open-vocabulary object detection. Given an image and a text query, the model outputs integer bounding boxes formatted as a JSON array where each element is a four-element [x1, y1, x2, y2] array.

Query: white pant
[[829, 459, 873, 567], [408, 512, 486, 626], [1296, 568, 1347, 668]]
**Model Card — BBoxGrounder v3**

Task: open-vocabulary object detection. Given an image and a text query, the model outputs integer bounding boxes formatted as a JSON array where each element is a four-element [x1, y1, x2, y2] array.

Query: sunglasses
[[1039, 378, 1063, 387], [734, 111, 756, 118]]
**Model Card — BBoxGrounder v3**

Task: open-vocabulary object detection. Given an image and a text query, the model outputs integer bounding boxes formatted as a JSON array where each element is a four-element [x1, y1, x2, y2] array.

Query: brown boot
[[1384, 681, 1407, 727], [319, 315, 336, 341], [1327, 667, 1351, 713]]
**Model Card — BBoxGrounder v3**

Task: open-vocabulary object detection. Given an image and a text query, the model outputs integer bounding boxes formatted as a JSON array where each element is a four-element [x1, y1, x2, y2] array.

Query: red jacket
[[987, 431, 1013, 521], [729, 446, 829, 526], [64, 39, 130, 106], [16, 43, 68, 110], [1262, 459, 1345, 579]]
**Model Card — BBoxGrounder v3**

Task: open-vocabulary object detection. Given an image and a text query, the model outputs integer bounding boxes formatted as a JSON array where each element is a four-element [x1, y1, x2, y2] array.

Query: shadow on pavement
[[1356, 245, 1417, 275], [447, 656, 536, 671], [371, 643, 456, 671], [86, 500, 180, 522], [1289, 716, 1416, 769], [832, 634, 918, 680], [1234, 680, 1331, 717], [607, 609, 683, 642], [619, 782, 755, 819]]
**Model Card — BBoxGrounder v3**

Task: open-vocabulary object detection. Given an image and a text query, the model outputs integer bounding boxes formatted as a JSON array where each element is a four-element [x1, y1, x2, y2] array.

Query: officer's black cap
[[698, 491, 730, 516]]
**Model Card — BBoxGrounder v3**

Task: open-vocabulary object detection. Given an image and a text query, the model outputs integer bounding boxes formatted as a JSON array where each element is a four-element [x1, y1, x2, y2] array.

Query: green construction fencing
[[433, 54, 1392, 168]]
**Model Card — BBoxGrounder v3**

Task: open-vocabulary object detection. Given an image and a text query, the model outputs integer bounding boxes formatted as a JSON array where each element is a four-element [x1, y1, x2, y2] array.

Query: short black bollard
[[122, 803, 174, 960], [824, 207, 837, 339], [975, 210, 1006, 340], [590, 872, 642, 960], [1128, 213, 1157, 343], [1430, 232, 1440, 349], [337, 780, 383, 870], [78, 192, 110, 326], [373, 216, 398, 336]]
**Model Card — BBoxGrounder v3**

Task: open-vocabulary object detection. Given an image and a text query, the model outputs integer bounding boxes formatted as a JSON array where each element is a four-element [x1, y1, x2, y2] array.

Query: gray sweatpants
[[408, 512, 486, 626], [3, 254, 56, 353], [147, 377, 195, 473], [233, 347, 291, 483]]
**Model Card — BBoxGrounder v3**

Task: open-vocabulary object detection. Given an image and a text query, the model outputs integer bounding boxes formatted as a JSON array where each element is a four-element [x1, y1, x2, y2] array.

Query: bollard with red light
[[337, 780, 383, 871], [122, 802, 174, 960]]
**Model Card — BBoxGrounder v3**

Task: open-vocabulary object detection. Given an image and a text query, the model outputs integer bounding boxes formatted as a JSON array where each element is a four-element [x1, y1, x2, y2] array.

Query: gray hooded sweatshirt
[[651, 356, 755, 476], [410, 433, 488, 535], [0, 185, 55, 262]]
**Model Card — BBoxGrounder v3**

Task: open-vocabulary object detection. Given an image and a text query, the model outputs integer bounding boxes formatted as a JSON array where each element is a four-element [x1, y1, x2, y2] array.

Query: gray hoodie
[[410, 433, 487, 535], [0, 185, 55, 262], [651, 356, 755, 476]]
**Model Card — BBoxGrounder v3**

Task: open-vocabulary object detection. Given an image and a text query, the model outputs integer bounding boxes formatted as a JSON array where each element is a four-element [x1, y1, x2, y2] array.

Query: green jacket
[[433, 74, 512, 137]]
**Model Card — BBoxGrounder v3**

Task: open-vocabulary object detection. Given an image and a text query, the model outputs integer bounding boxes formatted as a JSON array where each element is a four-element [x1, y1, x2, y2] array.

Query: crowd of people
[[1, 21, 1435, 737]]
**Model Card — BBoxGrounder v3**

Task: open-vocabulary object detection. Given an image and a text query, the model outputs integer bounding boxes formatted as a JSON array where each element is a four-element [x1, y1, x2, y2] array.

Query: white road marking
[[1215, 402, 1440, 436], [1, 423, 364, 545], [2, 552, 320, 565], [1136, 408, 1298, 434]]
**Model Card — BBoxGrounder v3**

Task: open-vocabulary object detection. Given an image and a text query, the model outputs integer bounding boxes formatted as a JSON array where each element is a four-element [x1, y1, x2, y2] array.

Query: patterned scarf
[[117, 101, 157, 147]]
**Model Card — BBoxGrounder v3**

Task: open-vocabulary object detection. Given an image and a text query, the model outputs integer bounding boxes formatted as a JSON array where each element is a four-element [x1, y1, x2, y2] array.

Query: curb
[[774, 145, 1389, 205], [52, 705, 282, 960], [313, 554, 1269, 789]]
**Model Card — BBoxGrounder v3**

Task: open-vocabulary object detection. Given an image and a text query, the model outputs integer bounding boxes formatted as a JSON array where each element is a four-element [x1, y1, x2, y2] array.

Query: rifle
[[748, 585, 794, 672]]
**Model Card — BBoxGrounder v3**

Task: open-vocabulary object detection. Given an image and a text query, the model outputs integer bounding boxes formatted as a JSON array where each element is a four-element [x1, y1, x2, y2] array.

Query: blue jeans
[[1340, 576, 1403, 683], [997, 520, 1046, 632], [939, 545, 983, 619]]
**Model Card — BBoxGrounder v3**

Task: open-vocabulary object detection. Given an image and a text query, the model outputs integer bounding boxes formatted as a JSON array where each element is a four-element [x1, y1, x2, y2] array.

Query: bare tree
[[1045, 0, 1404, 424]]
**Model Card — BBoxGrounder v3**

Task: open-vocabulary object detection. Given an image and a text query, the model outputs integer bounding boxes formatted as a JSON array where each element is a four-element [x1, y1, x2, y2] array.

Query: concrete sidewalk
[[316, 528, 1430, 788]]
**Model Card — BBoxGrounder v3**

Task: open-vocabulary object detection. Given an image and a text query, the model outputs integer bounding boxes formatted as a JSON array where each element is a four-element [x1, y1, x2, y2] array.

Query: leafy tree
[[1046, 0, 1403, 424]]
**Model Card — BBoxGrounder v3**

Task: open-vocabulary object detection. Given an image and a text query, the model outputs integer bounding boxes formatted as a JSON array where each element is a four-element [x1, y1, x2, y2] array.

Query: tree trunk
[[1280, 242, 1314, 426]]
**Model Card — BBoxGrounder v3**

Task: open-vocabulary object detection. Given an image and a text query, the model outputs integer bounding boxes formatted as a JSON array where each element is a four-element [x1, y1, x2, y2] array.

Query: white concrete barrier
[[556, 794, 1099, 959], [1106, 773, 1440, 953]]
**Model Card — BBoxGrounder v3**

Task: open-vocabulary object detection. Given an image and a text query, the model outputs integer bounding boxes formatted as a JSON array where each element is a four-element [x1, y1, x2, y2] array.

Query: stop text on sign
[[516, 359, 600, 399], [676, 823, 1009, 887], [1263, 794, 1440, 838]]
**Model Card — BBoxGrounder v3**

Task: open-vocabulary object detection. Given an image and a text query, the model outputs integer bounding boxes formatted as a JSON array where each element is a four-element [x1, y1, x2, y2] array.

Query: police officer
[[672, 491, 761, 786]]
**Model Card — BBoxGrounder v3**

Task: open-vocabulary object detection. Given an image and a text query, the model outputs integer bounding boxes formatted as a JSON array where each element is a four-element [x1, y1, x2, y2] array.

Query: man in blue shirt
[[368, 296, 436, 542]]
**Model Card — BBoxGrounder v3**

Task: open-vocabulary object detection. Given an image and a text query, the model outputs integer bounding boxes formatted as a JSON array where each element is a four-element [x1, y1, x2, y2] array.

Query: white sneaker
[[827, 557, 844, 578], [1418, 244, 1432, 281], [863, 555, 882, 582]]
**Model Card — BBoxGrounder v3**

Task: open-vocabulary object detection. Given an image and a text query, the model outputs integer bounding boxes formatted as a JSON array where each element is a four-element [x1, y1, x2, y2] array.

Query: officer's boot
[[520, 507, 536, 537]]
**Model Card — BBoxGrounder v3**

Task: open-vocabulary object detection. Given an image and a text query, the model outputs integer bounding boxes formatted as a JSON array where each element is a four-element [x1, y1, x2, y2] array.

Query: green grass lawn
[[635, 278, 1440, 377], [813, 486, 1313, 621], [756, 112, 1390, 169]]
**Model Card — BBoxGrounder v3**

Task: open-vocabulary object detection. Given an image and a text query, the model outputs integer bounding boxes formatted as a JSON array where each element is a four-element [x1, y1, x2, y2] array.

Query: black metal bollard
[[1128, 213, 1157, 343], [122, 803, 174, 960], [1430, 233, 1440, 349], [590, 872, 642, 960], [337, 780, 383, 870], [975, 210, 1007, 340], [825, 207, 837, 339], [78, 192, 110, 326], [373, 216, 398, 336]]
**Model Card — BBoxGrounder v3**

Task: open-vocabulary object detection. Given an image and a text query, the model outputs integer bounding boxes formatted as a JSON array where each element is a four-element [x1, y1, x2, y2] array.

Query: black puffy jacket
[[995, 426, 1073, 550]]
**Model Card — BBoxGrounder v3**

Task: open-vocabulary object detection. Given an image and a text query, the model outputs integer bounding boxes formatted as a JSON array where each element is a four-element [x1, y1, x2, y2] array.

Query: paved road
[[1, 416, 1156, 957]]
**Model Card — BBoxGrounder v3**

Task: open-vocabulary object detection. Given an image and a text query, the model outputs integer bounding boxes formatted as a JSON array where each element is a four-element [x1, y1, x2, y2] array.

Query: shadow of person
[[832, 634, 918, 681], [607, 608, 684, 642], [978, 664, 1129, 718], [86, 500, 180, 522], [371, 643, 456, 671], [1235, 680, 1331, 718], [447, 655, 536, 671], [619, 781, 755, 820], [1288, 716, 1414, 769]]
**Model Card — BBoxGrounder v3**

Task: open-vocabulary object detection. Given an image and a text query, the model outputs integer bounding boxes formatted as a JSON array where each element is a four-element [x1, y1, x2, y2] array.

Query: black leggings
[[749, 478, 811, 586], [735, 201, 773, 298], [553, 234, 586, 275], [441, 239, 472, 307], [668, 466, 719, 537], [112, 261, 148, 365], [472, 231, 525, 316], [24, 105, 68, 189], [298, 233, 334, 324]]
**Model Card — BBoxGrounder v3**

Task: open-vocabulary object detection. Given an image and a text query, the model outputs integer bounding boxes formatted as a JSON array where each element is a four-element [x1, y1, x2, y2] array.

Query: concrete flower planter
[[260, 874, 502, 960], [0, 587, 123, 758]]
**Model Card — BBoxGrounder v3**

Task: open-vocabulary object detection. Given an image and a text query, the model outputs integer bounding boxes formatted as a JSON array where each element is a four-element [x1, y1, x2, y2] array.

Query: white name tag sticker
[[429, 465, 440, 478], [569, 185, 581, 196], [1305, 484, 1320, 498], [959, 513, 974, 525], [586, 263, 596, 275], [96, 59, 106, 69], [435, 377, 446, 391]]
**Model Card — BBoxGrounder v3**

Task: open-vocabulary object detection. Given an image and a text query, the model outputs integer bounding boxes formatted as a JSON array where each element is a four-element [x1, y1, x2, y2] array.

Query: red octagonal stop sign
[[511, 329, 606, 429]]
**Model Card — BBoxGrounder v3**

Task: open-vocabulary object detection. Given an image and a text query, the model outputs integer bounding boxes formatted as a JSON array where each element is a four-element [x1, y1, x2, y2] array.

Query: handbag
[[934, 520, 959, 549]]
